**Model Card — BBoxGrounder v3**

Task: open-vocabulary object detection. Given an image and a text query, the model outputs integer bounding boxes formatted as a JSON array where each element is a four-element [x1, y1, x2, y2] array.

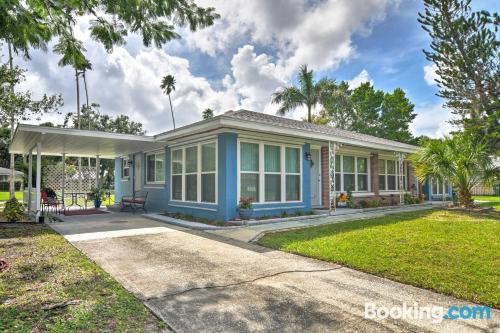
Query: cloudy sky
[[4, 0, 499, 137]]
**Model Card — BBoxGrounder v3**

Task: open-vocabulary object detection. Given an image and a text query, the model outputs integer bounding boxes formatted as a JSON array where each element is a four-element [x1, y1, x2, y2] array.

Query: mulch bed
[[63, 209, 109, 216]]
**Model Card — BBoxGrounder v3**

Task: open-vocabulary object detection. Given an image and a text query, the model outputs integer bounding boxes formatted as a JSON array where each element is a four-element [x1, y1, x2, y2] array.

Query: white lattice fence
[[44, 164, 97, 193]]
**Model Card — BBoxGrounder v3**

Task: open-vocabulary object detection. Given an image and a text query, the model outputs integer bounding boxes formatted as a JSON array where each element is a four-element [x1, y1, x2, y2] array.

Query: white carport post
[[61, 153, 66, 210], [95, 155, 100, 187], [27, 149, 33, 213], [35, 142, 42, 221]]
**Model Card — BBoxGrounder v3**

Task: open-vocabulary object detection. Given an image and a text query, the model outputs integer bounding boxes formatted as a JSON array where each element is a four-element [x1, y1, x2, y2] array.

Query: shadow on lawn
[[0, 223, 54, 240], [260, 209, 438, 244]]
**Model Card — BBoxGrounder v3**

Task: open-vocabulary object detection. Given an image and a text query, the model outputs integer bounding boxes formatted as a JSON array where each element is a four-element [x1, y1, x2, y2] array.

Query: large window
[[146, 151, 165, 183], [122, 157, 130, 179], [333, 155, 370, 192], [239, 141, 301, 203], [379, 159, 407, 191], [170, 141, 217, 203], [432, 179, 449, 195]]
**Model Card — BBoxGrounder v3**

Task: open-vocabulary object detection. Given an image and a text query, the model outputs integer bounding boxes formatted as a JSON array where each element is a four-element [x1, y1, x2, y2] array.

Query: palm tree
[[272, 65, 334, 122], [410, 133, 498, 207], [202, 108, 214, 120], [161, 75, 176, 129]]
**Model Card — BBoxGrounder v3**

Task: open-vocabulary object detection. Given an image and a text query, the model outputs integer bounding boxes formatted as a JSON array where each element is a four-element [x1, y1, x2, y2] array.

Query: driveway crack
[[146, 266, 343, 301]]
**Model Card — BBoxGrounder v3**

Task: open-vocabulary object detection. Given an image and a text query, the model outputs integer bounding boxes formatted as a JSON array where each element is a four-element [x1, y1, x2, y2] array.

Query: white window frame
[[431, 178, 449, 195], [170, 140, 218, 204], [237, 139, 303, 204], [379, 159, 407, 192], [122, 157, 130, 180], [146, 151, 165, 184], [334, 154, 371, 193]]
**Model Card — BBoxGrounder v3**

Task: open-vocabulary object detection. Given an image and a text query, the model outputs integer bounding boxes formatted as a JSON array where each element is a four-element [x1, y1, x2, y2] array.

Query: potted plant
[[337, 193, 348, 207], [238, 197, 254, 220], [90, 187, 105, 208]]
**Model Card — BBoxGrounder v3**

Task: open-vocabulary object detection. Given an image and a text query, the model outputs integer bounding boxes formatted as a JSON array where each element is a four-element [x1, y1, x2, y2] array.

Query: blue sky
[[7, 0, 499, 137]]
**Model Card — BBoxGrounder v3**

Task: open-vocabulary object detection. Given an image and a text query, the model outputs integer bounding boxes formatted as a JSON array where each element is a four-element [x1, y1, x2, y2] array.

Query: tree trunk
[[83, 70, 92, 188], [7, 42, 15, 199], [307, 104, 312, 123], [168, 94, 176, 129], [458, 188, 473, 208]]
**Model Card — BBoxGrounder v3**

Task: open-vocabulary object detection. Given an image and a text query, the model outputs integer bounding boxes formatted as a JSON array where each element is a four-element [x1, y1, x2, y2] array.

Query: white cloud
[[411, 103, 459, 138], [348, 69, 372, 88], [187, 0, 399, 74], [423, 63, 439, 86]]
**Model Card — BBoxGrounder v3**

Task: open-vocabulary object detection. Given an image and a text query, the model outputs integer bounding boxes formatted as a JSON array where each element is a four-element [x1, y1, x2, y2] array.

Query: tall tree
[[272, 65, 333, 122], [315, 81, 353, 129], [161, 75, 176, 129], [202, 108, 214, 120], [418, 0, 499, 143], [380, 88, 417, 143], [0, 64, 62, 198], [349, 82, 384, 136], [411, 133, 498, 207]]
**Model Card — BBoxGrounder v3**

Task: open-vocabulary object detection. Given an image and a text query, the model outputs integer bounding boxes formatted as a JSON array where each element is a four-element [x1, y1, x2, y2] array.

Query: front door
[[134, 154, 142, 192], [310, 149, 321, 207]]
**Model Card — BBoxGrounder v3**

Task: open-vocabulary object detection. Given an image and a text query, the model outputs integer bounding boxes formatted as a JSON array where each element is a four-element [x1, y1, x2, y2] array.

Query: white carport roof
[[0, 167, 23, 177], [9, 124, 165, 158]]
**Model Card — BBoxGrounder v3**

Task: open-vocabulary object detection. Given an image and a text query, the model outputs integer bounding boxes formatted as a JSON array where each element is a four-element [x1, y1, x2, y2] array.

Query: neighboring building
[[10, 110, 452, 220]]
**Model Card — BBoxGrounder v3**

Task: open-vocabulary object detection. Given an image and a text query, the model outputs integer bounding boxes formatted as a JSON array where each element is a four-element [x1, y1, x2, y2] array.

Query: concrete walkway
[[49, 215, 499, 333], [209, 205, 437, 242]]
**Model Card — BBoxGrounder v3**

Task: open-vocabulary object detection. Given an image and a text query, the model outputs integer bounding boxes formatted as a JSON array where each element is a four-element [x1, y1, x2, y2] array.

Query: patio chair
[[120, 191, 148, 213], [41, 190, 63, 213]]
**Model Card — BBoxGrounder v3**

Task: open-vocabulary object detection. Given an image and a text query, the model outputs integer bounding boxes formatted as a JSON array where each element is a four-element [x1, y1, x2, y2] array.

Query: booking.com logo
[[365, 302, 492, 324]]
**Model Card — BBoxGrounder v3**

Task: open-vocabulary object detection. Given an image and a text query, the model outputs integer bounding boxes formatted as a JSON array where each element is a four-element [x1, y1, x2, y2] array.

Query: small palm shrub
[[4, 198, 26, 222]]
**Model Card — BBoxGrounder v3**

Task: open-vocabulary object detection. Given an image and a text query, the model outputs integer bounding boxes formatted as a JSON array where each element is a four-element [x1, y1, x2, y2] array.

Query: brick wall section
[[321, 146, 330, 209], [370, 153, 379, 195]]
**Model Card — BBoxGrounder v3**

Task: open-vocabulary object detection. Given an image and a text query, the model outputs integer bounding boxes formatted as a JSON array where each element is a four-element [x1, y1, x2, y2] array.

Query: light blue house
[[113, 110, 434, 221], [10, 110, 451, 220]]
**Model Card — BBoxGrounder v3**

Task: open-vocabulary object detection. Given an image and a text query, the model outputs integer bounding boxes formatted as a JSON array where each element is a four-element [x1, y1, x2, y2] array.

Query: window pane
[[202, 143, 216, 172], [343, 174, 355, 191], [286, 175, 300, 201], [201, 174, 216, 203], [185, 174, 197, 201], [286, 147, 300, 173], [358, 175, 368, 191], [240, 173, 259, 202], [378, 159, 385, 174], [123, 168, 129, 177], [155, 154, 165, 182], [357, 157, 367, 173], [387, 160, 396, 174], [241, 143, 259, 172], [343, 156, 354, 173], [172, 175, 182, 200], [432, 180, 439, 194], [265, 174, 281, 201], [147, 155, 155, 182], [379, 175, 386, 190], [388, 175, 396, 190], [172, 150, 183, 174], [264, 145, 281, 172], [335, 173, 341, 192], [185, 146, 198, 173], [335, 155, 340, 171]]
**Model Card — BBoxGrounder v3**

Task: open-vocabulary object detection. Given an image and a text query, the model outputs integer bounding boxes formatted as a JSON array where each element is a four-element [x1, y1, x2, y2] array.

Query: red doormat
[[63, 209, 110, 216]]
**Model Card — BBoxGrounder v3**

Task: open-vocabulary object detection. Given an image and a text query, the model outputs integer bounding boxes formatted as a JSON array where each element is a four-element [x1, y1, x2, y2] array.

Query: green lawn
[[258, 210, 500, 307], [473, 195, 500, 211], [0, 224, 166, 332]]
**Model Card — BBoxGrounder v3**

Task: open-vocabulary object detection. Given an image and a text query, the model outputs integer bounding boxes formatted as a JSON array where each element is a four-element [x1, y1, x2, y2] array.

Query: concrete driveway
[[51, 215, 499, 333]]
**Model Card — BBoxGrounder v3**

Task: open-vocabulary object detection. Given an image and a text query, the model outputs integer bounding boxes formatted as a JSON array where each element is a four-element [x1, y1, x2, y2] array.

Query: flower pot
[[238, 208, 253, 220], [337, 201, 347, 207], [94, 199, 102, 208]]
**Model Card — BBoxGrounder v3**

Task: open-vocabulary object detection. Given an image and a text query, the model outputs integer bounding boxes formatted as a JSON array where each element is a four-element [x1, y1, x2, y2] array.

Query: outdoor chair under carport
[[120, 191, 148, 213]]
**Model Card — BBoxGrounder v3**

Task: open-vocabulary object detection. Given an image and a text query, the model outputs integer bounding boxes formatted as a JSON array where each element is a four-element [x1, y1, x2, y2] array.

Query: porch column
[[61, 153, 66, 209], [328, 141, 339, 214], [370, 153, 379, 196], [95, 155, 100, 187], [395, 152, 406, 205], [27, 149, 33, 213], [35, 142, 42, 220]]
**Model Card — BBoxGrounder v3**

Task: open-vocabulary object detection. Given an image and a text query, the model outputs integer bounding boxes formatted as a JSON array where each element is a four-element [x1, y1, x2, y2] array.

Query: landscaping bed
[[258, 210, 500, 307], [0, 223, 167, 332]]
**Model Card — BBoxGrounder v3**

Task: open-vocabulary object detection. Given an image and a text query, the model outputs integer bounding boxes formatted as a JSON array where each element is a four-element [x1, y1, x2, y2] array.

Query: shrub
[[280, 211, 289, 218], [358, 200, 369, 208], [238, 197, 253, 209], [370, 200, 381, 208], [4, 198, 26, 222], [346, 189, 354, 208]]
